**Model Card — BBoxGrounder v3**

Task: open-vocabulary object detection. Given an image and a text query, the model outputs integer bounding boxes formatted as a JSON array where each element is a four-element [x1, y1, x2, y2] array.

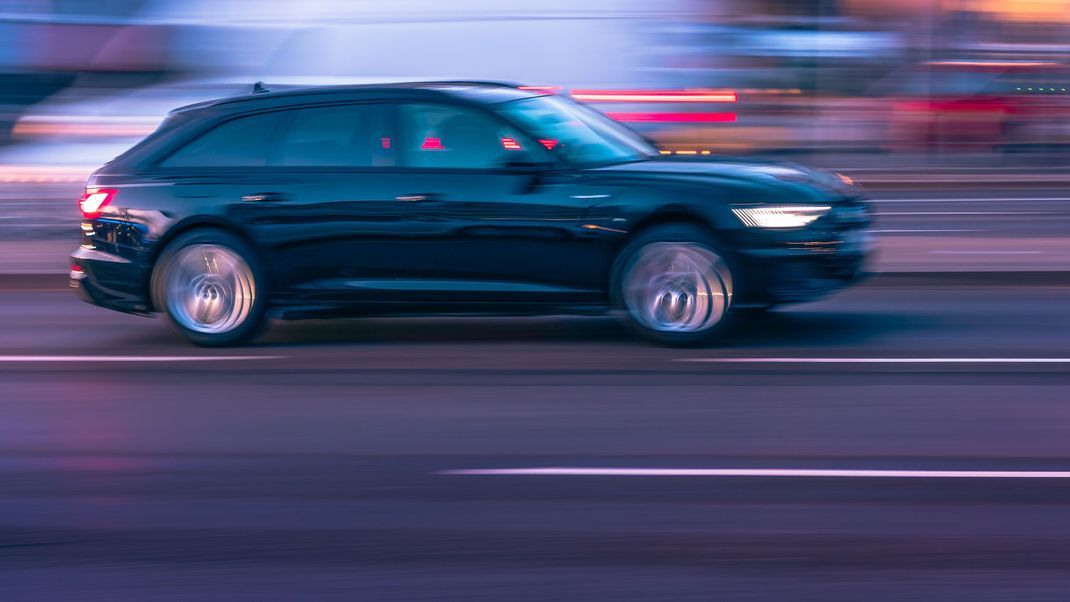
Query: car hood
[[590, 157, 851, 196]]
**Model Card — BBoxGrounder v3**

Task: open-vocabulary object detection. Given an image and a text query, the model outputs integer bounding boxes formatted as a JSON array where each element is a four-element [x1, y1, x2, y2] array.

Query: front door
[[384, 102, 619, 305]]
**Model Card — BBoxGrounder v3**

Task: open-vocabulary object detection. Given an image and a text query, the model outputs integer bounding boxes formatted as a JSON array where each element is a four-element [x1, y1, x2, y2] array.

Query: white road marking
[[0, 355, 284, 363], [930, 250, 1043, 255], [872, 197, 1070, 203], [878, 211, 1055, 216], [675, 357, 1070, 364], [440, 467, 1070, 479], [872, 229, 984, 233]]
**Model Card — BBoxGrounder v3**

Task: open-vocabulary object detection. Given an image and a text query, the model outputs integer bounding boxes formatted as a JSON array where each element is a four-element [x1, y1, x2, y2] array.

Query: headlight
[[731, 205, 831, 229]]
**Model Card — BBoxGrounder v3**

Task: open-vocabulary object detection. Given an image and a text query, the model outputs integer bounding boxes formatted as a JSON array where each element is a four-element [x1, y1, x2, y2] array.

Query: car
[[70, 81, 873, 346]]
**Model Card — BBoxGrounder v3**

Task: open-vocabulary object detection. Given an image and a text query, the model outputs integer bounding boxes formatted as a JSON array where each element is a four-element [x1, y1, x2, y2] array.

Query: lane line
[[930, 250, 1043, 255], [877, 211, 1056, 216], [675, 357, 1070, 364], [872, 229, 985, 233], [440, 467, 1070, 479], [0, 355, 285, 362], [873, 201, 1070, 206]]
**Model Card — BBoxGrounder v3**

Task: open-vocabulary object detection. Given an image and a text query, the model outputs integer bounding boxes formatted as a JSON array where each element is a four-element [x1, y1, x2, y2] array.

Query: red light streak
[[605, 112, 737, 123], [571, 89, 737, 103]]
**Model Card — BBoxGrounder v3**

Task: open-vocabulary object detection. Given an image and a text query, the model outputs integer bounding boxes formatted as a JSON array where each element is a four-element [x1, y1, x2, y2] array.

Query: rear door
[[160, 103, 408, 302], [241, 103, 405, 301]]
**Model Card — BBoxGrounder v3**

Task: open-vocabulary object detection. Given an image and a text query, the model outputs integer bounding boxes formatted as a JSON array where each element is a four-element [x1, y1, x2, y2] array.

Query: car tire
[[611, 223, 733, 346], [151, 229, 267, 347]]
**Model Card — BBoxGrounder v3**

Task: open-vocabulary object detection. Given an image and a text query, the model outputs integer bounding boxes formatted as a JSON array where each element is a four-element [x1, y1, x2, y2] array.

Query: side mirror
[[500, 158, 554, 194]]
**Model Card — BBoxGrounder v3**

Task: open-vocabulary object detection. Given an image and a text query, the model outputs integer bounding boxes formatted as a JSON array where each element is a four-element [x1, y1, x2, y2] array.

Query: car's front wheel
[[613, 224, 733, 346], [151, 229, 267, 346]]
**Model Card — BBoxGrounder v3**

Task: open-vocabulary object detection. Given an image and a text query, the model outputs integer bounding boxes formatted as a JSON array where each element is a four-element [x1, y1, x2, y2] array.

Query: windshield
[[497, 95, 657, 167]]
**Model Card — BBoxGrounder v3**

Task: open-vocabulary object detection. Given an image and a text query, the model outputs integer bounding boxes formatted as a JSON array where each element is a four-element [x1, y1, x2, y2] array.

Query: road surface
[[1, 283, 1069, 600]]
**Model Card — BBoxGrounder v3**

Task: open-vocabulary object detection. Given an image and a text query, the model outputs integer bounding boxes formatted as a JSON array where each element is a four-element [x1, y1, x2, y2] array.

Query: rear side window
[[161, 104, 395, 168], [275, 104, 394, 167], [161, 112, 283, 167]]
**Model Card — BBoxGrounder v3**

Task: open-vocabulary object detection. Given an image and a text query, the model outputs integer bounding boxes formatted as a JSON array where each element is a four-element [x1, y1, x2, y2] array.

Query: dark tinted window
[[162, 104, 395, 168], [275, 104, 394, 167], [162, 112, 282, 167], [399, 103, 531, 169]]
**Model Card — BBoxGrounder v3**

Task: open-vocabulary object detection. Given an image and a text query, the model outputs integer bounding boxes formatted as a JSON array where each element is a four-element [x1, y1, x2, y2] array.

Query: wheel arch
[[609, 212, 726, 303], [625, 207, 718, 243], [150, 217, 261, 265], [147, 218, 267, 312]]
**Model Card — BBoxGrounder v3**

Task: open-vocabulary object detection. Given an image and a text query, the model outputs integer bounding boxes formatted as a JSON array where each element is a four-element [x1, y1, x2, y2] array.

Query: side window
[[274, 104, 394, 167], [399, 103, 530, 169], [161, 112, 283, 167]]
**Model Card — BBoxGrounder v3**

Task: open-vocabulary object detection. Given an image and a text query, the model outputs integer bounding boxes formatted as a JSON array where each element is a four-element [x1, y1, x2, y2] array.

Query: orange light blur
[[14, 122, 158, 138], [0, 165, 94, 183]]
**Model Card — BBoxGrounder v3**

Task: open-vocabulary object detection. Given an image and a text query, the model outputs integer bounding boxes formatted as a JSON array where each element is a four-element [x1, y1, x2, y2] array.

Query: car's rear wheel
[[613, 224, 733, 346], [151, 229, 266, 346]]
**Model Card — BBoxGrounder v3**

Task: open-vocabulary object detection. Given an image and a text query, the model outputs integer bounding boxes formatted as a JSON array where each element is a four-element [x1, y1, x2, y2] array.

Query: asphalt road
[[2, 283, 1070, 600]]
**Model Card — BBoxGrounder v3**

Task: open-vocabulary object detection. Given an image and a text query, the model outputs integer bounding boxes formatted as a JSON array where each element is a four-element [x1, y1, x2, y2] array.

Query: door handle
[[396, 193, 440, 202], [242, 192, 288, 203]]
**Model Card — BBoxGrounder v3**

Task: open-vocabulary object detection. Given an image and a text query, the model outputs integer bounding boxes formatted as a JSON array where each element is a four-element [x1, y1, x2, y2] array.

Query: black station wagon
[[71, 81, 873, 346]]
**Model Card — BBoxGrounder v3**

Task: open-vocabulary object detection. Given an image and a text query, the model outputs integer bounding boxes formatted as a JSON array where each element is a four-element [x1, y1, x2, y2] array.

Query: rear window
[[161, 112, 282, 167], [161, 104, 395, 168]]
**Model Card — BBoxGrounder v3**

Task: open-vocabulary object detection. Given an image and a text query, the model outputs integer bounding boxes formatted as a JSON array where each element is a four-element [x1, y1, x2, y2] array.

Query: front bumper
[[70, 245, 153, 315], [733, 226, 875, 305]]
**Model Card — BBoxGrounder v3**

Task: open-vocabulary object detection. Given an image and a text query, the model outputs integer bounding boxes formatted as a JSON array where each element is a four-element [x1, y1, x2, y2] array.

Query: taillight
[[78, 187, 117, 219]]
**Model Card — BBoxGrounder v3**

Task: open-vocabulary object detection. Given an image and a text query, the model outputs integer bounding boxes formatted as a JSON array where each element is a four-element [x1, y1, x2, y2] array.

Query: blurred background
[[4, 3, 1070, 600], [2, 0, 1069, 180]]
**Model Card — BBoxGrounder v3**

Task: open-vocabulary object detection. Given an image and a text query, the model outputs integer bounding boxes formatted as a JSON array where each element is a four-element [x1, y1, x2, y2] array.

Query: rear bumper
[[69, 245, 153, 315]]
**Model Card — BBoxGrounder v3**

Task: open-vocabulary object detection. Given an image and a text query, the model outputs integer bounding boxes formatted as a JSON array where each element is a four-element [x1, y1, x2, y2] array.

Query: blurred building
[[0, 0, 1067, 166]]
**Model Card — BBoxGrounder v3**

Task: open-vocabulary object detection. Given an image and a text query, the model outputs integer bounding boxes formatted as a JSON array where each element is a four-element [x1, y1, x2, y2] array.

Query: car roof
[[170, 81, 543, 116]]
